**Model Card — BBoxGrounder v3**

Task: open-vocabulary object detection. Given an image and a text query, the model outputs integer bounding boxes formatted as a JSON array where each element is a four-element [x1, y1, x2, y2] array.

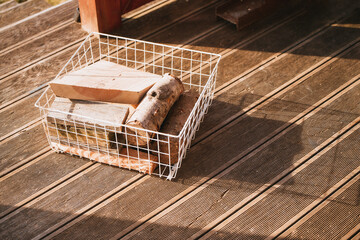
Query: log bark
[[126, 74, 184, 147], [51, 142, 157, 174], [152, 89, 200, 164]]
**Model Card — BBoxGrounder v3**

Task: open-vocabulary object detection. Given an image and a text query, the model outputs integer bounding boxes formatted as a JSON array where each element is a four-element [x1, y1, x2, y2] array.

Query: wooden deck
[[0, 0, 359, 239]]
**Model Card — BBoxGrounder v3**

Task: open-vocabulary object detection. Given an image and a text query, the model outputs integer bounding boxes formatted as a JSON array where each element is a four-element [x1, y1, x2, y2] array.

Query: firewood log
[[47, 97, 129, 152], [126, 74, 184, 146], [49, 60, 160, 104], [152, 89, 200, 164]]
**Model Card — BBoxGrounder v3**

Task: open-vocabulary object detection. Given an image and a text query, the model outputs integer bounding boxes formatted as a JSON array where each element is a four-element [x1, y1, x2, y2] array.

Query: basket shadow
[[175, 91, 358, 187], [0, 204, 306, 239], [175, 95, 304, 186]]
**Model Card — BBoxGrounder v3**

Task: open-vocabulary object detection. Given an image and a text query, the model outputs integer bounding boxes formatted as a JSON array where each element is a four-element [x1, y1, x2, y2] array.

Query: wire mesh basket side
[[177, 65, 218, 166], [37, 89, 182, 178], [35, 32, 221, 179]]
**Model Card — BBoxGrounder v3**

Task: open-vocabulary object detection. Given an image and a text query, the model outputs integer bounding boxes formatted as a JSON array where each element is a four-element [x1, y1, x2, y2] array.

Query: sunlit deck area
[[0, 0, 359, 239]]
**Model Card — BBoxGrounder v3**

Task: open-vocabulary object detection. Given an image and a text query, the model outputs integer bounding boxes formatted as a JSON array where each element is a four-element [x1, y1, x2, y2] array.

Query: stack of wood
[[47, 60, 199, 174]]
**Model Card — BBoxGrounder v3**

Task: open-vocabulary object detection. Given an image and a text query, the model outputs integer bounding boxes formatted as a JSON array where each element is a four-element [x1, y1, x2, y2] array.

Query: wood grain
[[50, 61, 160, 104], [0, 22, 87, 78], [0, 0, 78, 51], [47, 27, 360, 240], [0, 1, 17, 12], [152, 89, 199, 164], [126, 74, 184, 146], [47, 97, 129, 151], [0, 0, 50, 28], [2, 1, 360, 239], [51, 142, 157, 174]]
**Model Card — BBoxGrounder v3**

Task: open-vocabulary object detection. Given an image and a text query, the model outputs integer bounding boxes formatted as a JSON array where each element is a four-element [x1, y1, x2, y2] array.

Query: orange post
[[78, 0, 153, 33]]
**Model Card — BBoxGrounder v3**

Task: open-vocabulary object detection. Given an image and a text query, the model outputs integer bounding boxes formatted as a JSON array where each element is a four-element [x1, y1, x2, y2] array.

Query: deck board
[[0, 0, 77, 51], [0, 153, 88, 215], [196, 11, 360, 138], [0, 0, 218, 105], [48, 29, 360, 240], [104, 45, 360, 240], [0, 0, 359, 239], [0, 124, 47, 172], [0, 93, 41, 137], [207, 128, 360, 240], [0, 1, 17, 12], [0, 22, 86, 78], [0, 0, 50, 28], [282, 175, 360, 239], [0, 165, 138, 240]]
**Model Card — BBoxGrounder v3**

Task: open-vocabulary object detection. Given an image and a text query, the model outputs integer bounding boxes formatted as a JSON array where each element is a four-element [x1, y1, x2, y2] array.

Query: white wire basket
[[35, 32, 221, 180]]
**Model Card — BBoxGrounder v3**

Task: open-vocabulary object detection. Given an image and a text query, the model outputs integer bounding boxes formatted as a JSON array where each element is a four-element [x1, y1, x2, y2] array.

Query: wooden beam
[[47, 97, 129, 152], [78, 0, 153, 33], [49, 60, 160, 104]]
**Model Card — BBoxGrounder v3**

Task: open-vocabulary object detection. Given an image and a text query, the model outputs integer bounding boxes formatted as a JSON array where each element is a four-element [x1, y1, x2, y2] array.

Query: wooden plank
[[106, 49, 360, 240], [0, 2, 358, 239], [0, 124, 48, 173], [35, 29, 360, 240], [0, 0, 50, 28], [50, 61, 160, 104], [0, 22, 87, 78], [47, 97, 129, 151], [277, 175, 360, 239], [0, 153, 89, 216], [0, 92, 41, 137], [48, 96, 129, 127], [0, 162, 138, 240], [0, 0, 218, 106], [202, 129, 360, 240], [0, 0, 17, 12], [195, 118, 360, 240], [195, 11, 360, 138], [341, 224, 360, 240], [0, 0, 78, 51]]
